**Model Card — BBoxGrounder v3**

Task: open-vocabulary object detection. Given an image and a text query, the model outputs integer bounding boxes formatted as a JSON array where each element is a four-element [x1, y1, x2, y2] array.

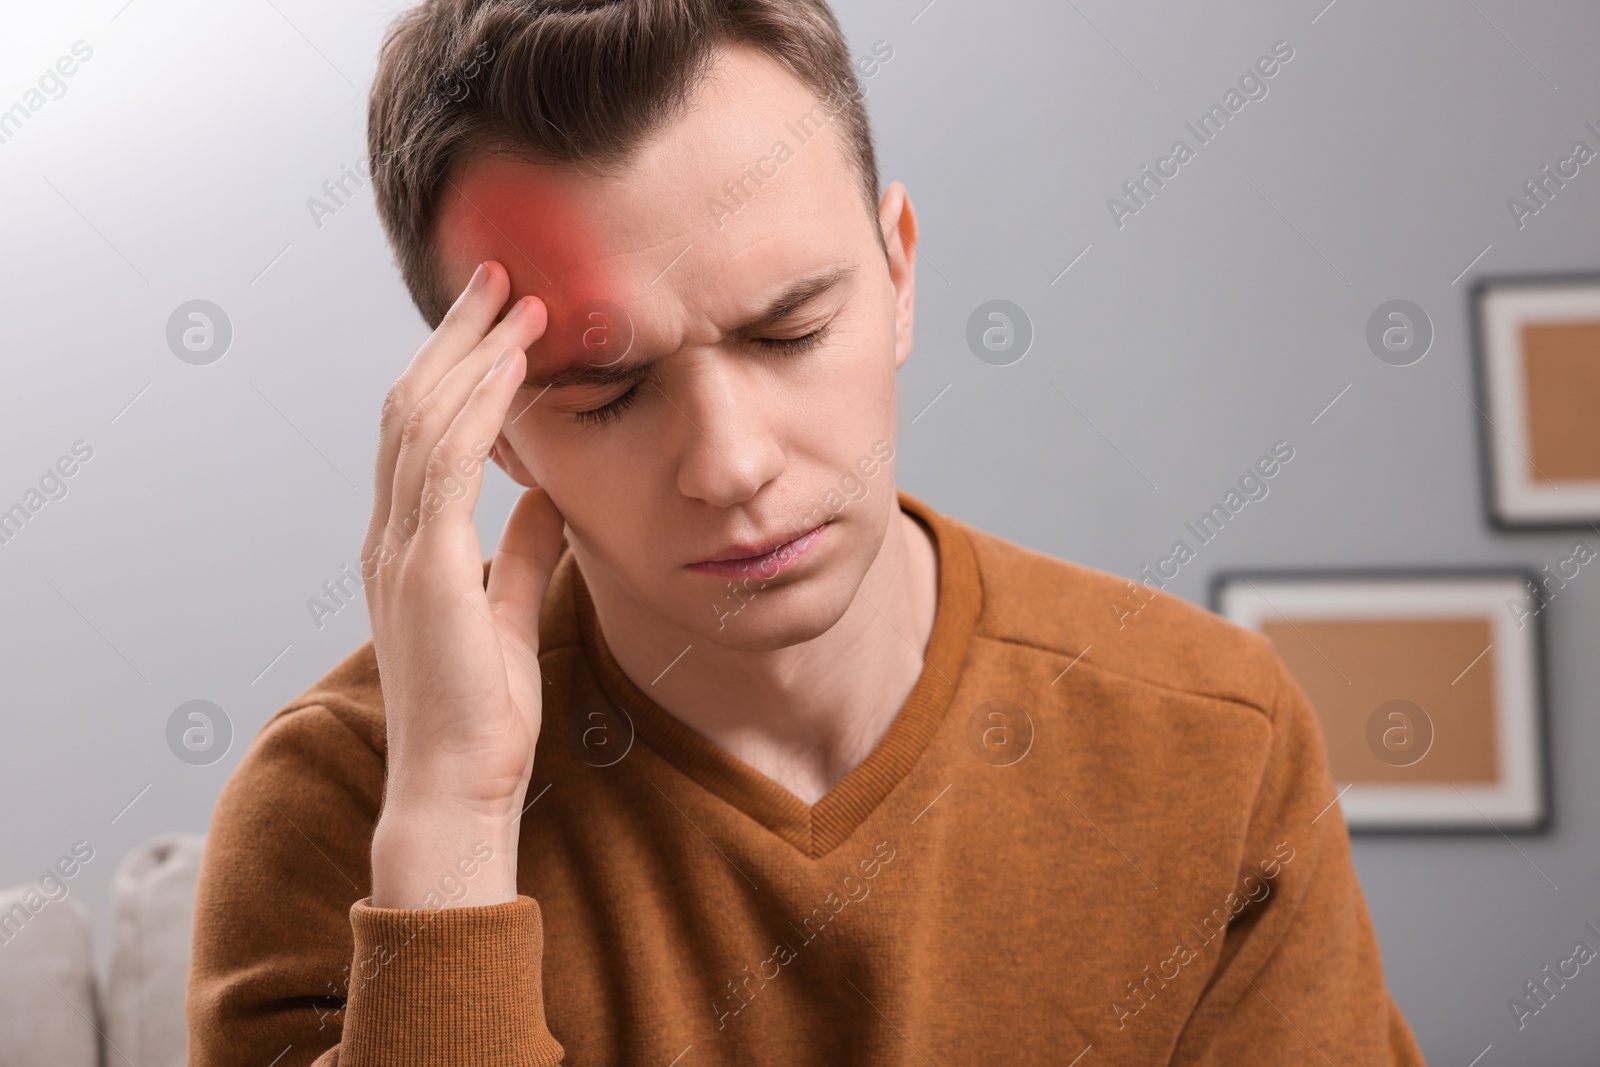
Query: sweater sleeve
[[1169, 652, 1428, 1066], [186, 703, 567, 1066]]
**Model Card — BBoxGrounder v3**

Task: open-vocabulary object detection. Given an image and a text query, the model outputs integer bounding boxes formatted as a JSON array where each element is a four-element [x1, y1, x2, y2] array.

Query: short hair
[[367, 0, 885, 328]]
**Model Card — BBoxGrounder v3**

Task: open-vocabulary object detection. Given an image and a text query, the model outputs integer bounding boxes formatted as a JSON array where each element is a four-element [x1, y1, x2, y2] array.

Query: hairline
[[417, 49, 888, 321]]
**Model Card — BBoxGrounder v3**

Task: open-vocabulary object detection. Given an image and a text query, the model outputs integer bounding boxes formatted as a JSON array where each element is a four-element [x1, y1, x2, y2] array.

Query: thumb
[[486, 486, 568, 653]]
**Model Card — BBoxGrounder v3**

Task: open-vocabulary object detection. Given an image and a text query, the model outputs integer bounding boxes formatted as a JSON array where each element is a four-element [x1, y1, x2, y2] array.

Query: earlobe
[[490, 431, 540, 488]]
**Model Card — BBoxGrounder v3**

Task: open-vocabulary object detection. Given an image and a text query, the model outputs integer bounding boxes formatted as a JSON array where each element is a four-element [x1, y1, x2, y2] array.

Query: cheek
[[494, 409, 567, 499], [827, 313, 898, 418], [805, 303, 897, 397], [765, 303, 895, 447], [504, 411, 649, 526]]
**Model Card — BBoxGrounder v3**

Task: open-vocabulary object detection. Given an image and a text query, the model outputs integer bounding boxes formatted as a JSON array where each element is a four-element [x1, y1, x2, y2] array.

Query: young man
[[188, 1, 1426, 1063]]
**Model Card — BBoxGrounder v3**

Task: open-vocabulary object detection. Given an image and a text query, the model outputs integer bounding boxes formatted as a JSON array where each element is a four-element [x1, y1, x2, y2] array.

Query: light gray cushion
[[0, 886, 101, 1067], [106, 832, 206, 1067]]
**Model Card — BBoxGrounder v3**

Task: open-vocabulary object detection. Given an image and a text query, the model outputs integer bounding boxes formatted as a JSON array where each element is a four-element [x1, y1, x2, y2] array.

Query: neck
[[580, 496, 940, 805]]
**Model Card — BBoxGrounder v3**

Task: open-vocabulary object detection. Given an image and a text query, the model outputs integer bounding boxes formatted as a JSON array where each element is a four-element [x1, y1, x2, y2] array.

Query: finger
[[403, 344, 527, 556], [486, 487, 567, 654], [388, 295, 548, 543], [368, 260, 508, 552]]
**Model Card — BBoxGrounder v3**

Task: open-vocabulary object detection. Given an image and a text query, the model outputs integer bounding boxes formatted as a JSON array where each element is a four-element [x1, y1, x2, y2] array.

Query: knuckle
[[385, 509, 423, 551], [359, 546, 393, 598], [380, 383, 410, 430], [398, 399, 435, 453], [363, 519, 399, 561], [360, 526, 387, 567], [424, 438, 459, 485]]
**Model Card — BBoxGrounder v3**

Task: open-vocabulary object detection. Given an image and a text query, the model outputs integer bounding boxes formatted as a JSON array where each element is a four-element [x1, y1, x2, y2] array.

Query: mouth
[[686, 521, 830, 579]]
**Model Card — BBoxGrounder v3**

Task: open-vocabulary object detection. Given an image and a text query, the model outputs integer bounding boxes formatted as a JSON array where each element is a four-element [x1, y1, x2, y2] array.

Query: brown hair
[[367, 0, 884, 327]]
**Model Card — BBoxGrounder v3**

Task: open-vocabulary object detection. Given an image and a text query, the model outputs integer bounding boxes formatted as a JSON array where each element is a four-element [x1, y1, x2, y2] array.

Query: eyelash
[[572, 383, 645, 427], [753, 326, 829, 357], [570, 325, 830, 427]]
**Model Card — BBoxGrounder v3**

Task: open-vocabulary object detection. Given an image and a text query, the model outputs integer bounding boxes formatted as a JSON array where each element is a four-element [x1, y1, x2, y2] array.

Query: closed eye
[[750, 324, 829, 356], [571, 381, 646, 427], [570, 323, 832, 428]]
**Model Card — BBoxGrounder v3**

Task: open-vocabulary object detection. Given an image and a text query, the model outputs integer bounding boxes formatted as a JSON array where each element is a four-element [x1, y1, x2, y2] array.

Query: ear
[[490, 431, 540, 488], [878, 182, 917, 371]]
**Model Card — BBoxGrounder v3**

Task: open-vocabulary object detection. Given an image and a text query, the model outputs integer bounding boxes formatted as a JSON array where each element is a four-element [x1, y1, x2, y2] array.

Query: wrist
[[370, 801, 522, 909], [382, 753, 534, 825]]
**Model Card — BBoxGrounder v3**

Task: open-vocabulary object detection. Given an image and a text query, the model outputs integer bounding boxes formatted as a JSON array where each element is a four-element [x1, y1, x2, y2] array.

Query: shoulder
[[950, 514, 1284, 720], [253, 549, 588, 759], [258, 639, 389, 757]]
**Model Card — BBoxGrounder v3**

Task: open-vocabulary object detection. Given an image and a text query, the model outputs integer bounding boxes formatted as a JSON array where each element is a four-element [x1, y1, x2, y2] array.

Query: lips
[[687, 522, 830, 578]]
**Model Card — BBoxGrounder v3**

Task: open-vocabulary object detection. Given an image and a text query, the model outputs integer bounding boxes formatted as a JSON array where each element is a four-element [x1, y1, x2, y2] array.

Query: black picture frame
[[1469, 271, 1600, 531]]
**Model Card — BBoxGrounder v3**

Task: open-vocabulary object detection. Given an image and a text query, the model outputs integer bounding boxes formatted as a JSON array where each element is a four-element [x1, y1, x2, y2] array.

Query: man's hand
[[361, 260, 565, 909]]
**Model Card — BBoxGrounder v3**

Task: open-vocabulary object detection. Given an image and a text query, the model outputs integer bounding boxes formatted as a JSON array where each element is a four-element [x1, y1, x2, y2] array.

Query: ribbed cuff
[[339, 895, 565, 1065]]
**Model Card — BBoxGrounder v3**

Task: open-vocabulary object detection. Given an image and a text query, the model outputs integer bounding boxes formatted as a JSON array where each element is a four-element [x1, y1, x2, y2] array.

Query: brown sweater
[[187, 490, 1426, 1065]]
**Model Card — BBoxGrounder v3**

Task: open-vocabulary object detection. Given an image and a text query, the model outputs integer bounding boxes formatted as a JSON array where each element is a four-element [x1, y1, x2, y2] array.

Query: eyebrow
[[522, 264, 857, 391]]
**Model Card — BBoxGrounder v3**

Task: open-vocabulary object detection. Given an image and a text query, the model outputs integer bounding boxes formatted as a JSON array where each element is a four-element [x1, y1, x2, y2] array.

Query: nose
[[671, 351, 786, 508]]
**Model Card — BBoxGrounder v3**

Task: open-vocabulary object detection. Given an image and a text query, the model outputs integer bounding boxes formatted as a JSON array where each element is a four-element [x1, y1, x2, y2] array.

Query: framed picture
[[1471, 273, 1600, 528], [1210, 568, 1551, 834]]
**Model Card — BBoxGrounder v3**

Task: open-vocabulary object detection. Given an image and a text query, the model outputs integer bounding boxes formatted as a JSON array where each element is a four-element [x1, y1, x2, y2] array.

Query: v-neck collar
[[567, 490, 983, 859]]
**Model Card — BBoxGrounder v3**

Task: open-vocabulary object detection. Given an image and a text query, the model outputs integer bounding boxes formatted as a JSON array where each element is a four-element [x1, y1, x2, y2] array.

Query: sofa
[[0, 832, 202, 1067]]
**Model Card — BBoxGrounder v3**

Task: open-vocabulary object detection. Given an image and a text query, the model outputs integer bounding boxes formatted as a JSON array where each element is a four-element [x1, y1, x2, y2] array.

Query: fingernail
[[504, 297, 528, 321], [466, 262, 489, 292], [492, 346, 513, 370]]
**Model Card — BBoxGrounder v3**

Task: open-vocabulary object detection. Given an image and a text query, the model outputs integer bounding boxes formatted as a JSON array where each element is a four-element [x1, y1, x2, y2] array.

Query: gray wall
[[3, 0, 1598, 1061]]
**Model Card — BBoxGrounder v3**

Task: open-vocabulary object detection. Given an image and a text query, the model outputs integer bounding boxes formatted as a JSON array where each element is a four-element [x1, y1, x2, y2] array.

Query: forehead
[[432, 44, 872, 353]]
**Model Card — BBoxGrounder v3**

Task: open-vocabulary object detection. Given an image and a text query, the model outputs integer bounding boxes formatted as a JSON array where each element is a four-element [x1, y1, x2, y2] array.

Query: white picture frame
[[1212, 569, 1550, 833]]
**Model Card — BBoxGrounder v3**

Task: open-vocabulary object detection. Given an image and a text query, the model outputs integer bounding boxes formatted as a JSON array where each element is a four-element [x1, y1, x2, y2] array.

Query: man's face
[[433, 43, 917, 652]]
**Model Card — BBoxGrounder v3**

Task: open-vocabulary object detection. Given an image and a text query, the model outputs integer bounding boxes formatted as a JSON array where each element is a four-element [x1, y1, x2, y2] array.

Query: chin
[[696, 579, 855, 652]]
